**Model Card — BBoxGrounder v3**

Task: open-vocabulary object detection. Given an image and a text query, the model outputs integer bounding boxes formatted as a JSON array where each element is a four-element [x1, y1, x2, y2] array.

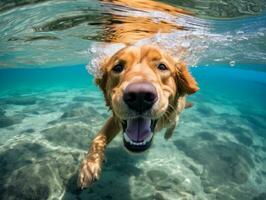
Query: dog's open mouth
[[122, 118, 157, 152]]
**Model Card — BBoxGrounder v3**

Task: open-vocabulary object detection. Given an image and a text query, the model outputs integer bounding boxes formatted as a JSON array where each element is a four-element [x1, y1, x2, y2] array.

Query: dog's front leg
[[78, 116, 120, 189], [164, 122, 177, 140]]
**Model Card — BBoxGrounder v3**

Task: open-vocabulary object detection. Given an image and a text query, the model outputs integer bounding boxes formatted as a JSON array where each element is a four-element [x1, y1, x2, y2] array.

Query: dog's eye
[[112, 63, 124, 73], [157, 63, 168, 71]]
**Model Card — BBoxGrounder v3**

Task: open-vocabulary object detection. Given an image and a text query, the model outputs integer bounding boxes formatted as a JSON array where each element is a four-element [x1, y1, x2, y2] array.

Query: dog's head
[[95, 45, 198, 152]]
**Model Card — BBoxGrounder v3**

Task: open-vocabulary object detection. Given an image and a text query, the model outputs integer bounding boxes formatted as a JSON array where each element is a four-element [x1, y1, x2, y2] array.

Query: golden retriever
[[78, 44, 199, 188]]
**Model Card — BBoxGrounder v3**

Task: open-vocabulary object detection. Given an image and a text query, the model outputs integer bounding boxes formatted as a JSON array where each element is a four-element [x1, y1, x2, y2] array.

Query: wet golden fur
[[78, 45, 199, 188]]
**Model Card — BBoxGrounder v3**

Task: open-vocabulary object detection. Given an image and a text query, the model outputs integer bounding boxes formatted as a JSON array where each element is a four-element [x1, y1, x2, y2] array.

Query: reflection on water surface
[[0, 0, 265, 68]]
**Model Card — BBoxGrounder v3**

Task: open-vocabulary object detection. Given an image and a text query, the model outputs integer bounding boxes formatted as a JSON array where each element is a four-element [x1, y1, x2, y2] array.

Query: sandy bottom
[[0, 69, 266, 200]]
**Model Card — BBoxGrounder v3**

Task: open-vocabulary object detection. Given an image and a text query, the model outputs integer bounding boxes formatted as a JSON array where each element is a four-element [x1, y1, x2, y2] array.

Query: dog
[[78, 44, 199, 188]]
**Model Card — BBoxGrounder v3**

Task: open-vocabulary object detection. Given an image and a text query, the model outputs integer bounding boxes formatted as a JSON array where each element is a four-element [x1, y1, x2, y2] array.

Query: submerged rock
[[5, 96, 37, 105], [227, 126, 253, 146], [174, 137, 256, 198], [61, 103, 97, 118], [41, 124, 93, 150], [0, 137, 122, 200], [0, 141, 81, 200], [61, 105, 88, 118], [0, 115, 15, 128], [196, 131, 217, 141], [253, 193, 266, 200], [50, 103, 107, 127], [196, 104, 217, 117], [176, 139, 254, 184], [46, 100, 107, 128], [241, 114, 266, 138], [234, 132, 253, 147], [0, 108, 5, 116], [182, 159, 202, 176], [21, 128, 35, 133], [0, 115, 21, 128], [147, 169, 168, 183], [3, 165, 52, 200]]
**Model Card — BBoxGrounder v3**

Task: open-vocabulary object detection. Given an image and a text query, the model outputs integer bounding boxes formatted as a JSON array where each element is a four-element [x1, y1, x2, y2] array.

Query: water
[[0, 0, 266, 200]]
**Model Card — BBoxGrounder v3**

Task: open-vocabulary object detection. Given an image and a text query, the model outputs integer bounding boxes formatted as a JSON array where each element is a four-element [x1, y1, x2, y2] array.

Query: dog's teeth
[[124, 133, 131, 142], [124, 132, 153, 146]]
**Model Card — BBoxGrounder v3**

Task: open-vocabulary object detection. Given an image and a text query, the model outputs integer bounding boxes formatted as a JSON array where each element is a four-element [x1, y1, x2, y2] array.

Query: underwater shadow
[[173, 129, 260, 199], [0, 142, 57, 200], [62, 146, 144, 200]]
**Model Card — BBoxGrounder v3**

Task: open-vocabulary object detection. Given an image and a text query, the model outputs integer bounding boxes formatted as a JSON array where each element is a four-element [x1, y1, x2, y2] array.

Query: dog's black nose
[[123, 82, 158, 113]]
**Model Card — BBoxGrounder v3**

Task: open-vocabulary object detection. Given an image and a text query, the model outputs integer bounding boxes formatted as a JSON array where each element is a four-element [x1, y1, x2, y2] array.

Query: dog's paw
[[78, 158, 101, 189]]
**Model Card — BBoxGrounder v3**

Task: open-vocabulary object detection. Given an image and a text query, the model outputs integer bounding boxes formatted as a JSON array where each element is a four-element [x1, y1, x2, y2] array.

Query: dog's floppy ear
[[176, 62, 199, 95]]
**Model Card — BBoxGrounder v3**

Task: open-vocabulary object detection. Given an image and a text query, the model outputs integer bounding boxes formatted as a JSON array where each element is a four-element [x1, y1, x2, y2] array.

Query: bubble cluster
[[86, 30, 211, 78], [86, 43, 125, 78]]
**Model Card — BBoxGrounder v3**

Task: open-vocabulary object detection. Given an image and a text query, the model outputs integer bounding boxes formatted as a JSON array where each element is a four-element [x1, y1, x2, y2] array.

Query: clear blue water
[[1, 65, 265, 199], [0, 0, 266, 200]]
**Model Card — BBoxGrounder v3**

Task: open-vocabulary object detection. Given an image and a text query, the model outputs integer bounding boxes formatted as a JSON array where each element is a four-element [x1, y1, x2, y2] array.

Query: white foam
[[85, 30, 210, 78], [86, 43, 126, 78]]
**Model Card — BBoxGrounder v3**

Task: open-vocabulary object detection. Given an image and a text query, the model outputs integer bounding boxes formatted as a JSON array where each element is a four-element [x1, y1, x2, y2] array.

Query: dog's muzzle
[[122, 82, 158, 152]]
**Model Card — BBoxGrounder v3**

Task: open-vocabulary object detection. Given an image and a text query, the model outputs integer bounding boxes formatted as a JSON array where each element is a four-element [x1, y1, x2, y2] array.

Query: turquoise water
[[0, 65, 265, 199], [1, 0, 266, 199]]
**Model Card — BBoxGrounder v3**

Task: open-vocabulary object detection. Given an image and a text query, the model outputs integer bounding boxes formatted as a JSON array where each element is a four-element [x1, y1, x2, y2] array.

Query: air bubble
[[229, 60, 236, 67], [181, 41, 190, 48]]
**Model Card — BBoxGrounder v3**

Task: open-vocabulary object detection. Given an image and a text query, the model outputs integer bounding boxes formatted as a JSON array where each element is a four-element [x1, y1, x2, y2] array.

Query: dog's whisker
[[168, 104, 178, 116], [164, 111, 172, 124]]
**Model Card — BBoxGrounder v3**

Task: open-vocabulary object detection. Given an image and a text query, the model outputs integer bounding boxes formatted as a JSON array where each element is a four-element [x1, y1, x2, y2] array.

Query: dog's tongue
[[126, 118, 151, 142]]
